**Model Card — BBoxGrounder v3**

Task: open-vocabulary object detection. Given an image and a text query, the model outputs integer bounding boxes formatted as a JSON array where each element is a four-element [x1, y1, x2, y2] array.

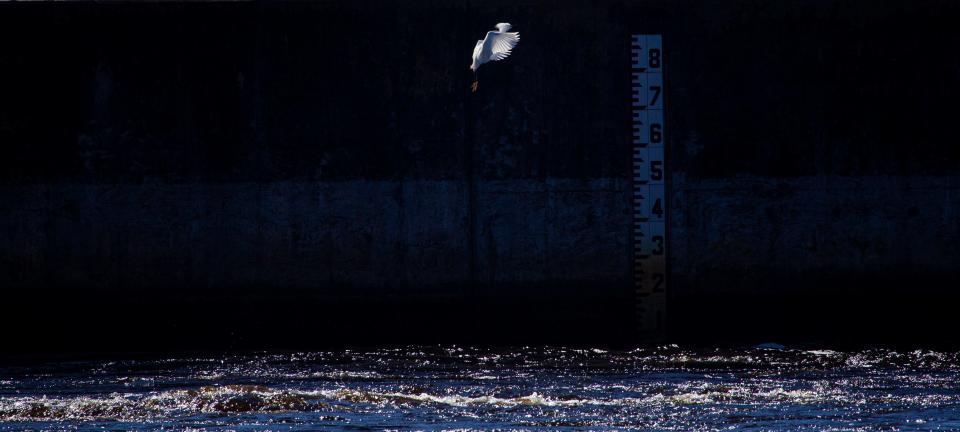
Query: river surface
[[2, 346, 959, 431]]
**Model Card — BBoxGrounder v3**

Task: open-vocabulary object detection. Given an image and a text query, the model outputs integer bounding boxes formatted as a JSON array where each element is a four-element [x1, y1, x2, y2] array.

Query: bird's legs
[[471, 70, 478, 92]]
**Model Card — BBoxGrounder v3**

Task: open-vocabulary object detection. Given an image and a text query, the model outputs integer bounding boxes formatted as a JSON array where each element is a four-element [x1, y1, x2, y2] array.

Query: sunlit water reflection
[[2, 346, 959, 430]]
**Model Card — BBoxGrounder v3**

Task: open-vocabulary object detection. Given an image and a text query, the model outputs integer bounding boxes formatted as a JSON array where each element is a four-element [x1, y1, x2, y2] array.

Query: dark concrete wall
[[1, 1, 959, 351], [0, 179, 628, 293]]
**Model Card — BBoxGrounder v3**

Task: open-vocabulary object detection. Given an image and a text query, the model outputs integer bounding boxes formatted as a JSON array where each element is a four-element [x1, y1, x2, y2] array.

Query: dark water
[[2, 346, 959, 431]]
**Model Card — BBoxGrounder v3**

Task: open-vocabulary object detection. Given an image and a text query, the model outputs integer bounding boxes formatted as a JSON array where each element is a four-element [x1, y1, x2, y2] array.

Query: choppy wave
[[0, 385, 324, 422], [0, 387, 608, 421], [2, 346, 960, 430], [2, 382, 956, 423]]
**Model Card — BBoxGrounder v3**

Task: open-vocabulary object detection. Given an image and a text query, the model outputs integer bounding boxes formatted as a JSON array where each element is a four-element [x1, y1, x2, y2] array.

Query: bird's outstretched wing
[[473, 40, 484, 60], [484, 31, 520, 62]]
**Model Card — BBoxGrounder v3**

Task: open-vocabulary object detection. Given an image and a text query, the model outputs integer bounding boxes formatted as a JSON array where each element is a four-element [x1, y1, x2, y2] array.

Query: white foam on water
[[4, 347, 960, 429], [806, 350, 840, 356]]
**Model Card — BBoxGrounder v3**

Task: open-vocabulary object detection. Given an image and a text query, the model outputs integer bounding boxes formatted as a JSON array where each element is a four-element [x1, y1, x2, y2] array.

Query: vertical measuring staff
[[631, 34, 666, 341]]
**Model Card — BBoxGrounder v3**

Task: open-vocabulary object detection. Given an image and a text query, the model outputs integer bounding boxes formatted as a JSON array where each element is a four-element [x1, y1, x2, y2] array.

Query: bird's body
[[470, 23, 519, 92]]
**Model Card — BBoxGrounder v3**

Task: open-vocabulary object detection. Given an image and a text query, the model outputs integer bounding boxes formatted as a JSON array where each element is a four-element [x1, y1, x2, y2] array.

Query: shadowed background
[[1, 0, 958, 356]]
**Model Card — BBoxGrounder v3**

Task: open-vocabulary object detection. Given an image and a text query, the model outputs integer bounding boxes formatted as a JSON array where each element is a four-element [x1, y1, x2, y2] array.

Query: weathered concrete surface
[[671, 175, 960, 286], [0, 179, 635, 352], [668, 175, 960, 346], [0, 179, 629, 294]]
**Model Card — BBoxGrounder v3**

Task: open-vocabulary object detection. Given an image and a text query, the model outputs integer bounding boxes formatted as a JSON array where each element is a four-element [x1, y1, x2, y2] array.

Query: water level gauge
[[632, 34, 666, 342]]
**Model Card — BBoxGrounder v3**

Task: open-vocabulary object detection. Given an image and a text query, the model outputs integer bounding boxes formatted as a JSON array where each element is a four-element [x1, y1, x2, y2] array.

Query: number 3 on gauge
[[651, 235, 664, 255]]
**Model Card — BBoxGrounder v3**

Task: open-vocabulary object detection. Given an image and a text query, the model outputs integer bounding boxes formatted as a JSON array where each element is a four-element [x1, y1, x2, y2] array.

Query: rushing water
[[2, 346, 959, 431]]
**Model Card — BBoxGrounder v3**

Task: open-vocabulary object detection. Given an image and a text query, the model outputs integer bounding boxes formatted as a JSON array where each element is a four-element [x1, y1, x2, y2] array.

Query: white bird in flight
[[470, 23, 520, 92]]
